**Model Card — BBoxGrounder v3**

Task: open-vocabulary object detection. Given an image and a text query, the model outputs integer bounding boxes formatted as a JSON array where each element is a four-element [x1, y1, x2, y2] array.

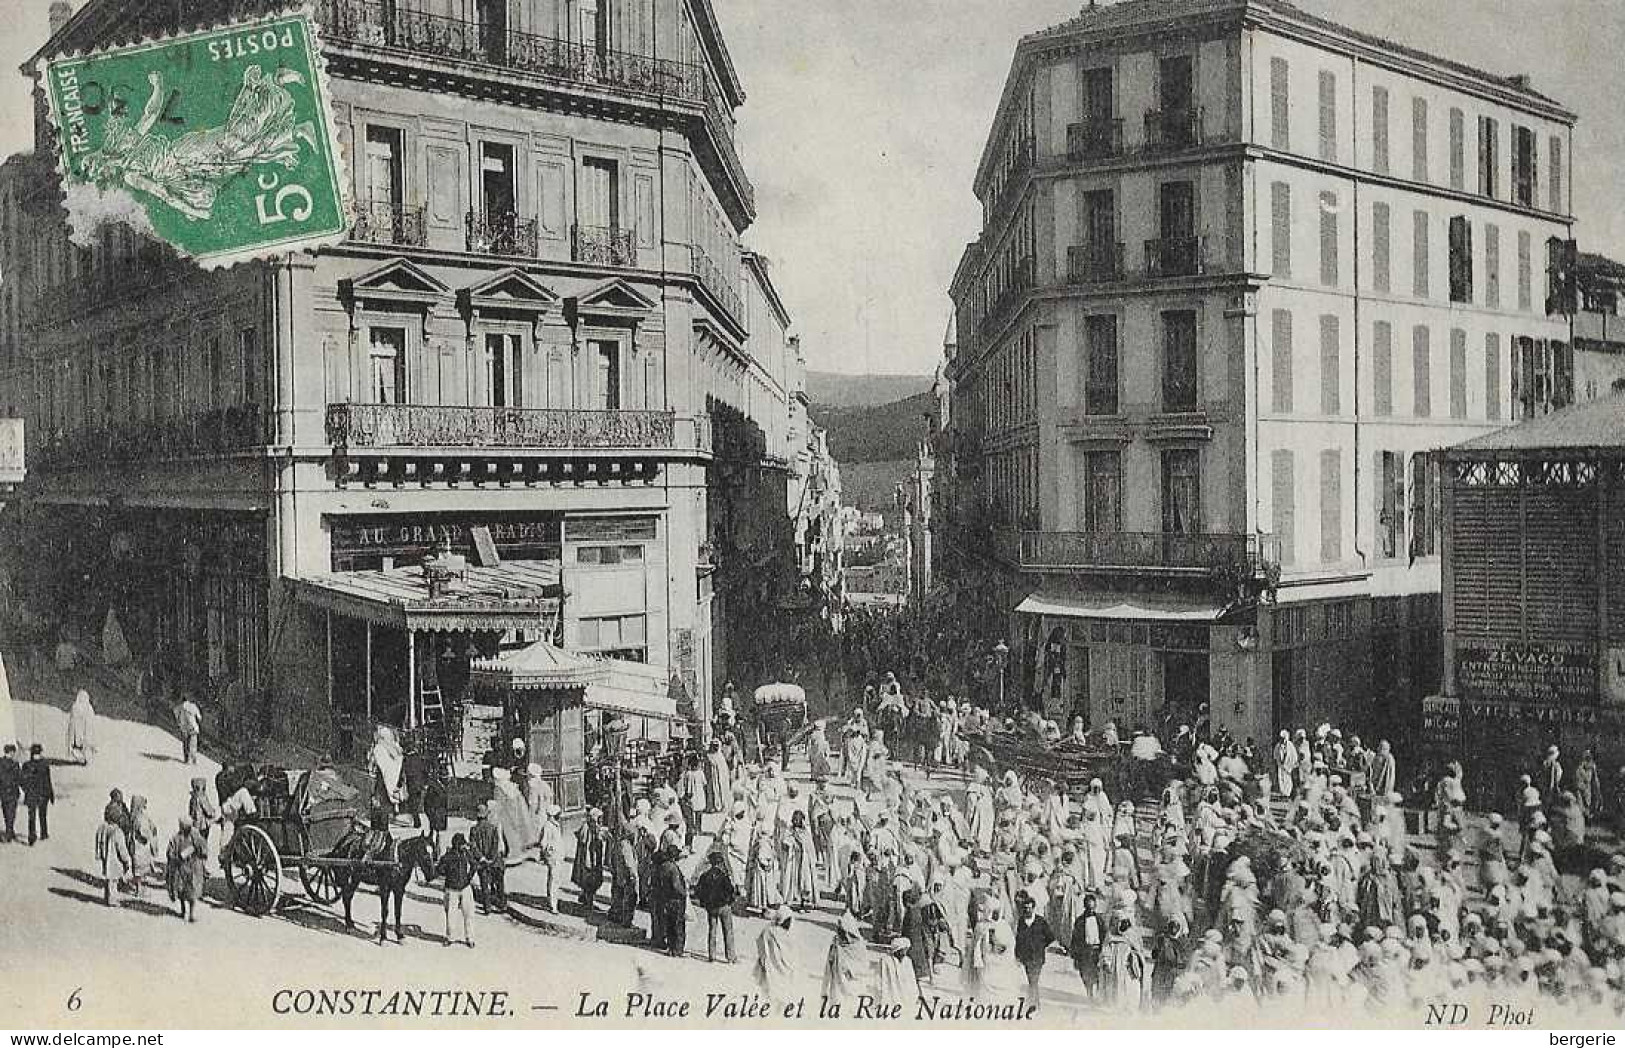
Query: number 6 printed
[[255, 172, 313, 226]]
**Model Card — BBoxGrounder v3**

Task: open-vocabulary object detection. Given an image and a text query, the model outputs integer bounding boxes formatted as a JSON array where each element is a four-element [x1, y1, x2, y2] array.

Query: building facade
[[944, 0, 1577, 743], [1, 0, 800, 790], [898, 439, 934, 605]]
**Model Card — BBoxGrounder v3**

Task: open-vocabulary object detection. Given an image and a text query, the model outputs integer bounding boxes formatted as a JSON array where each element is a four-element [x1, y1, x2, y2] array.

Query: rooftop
[[1452, 394, 1625, 452]]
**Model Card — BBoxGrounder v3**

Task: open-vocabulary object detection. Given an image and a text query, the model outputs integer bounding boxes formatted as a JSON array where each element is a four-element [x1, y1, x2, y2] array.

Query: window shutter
[[1485, 333, 1501, 421], [1550, 136, 1564, 213], [1319, 313, 1340, 415], [1373, 320, 1393, 416], [1412, 96, 1429, 182], [1413, 324, 1432, 417], [1448, 215, 1473, 303], [1485, 223, 1501, 308], [1518, 230, 1532, 311], [1372, 201, 1391, 292], [1272, 449, 1296, 567], [1409, 454, 1427, 561], [1271, 182, 1292, 277], [1318, 70, 1337, 161], [1372, 86, 1389, 174], [1554, 340, 1574, 408], [1319, 448, 1342, 564], [1413, 210, 1430, 298], [1272, 309, 1293, 414], [1319, 194, 1339, 287], [1270, 57, 1290, 150], [1450, 328, 1468, 419], [1448, 108, 1465, 190], [1478, 117, 1499, 197]]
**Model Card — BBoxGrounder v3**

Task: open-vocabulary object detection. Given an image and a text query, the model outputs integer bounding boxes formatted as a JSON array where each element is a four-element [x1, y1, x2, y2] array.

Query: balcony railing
[[691, 245, 745, 328], [351, 200, 426, 248], [1143, 107, 1204, 152], [1067, 242, 1124, 284], [467, 210, 538, 257], [999, 529, 1277, 573], [35, 405, 265, 471], [1145, 236, 1205, 278], [702, 92, 756, 218], [979, 256, 1036, 335], [1067, 119, 1123, 162], [25, 252, 182, 327], [326, 403, 713, 454], [317, 0, 706, 101], [572, 224, 637, 267]]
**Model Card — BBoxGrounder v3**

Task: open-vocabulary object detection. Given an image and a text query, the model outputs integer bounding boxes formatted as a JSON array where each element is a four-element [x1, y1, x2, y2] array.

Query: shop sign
[[1457, 700, 1625, 728], [0, 418, 22, 482], [1421, 696, 1460, 746], [1456, 641, 1595, 705], [330, 513, 561, 568]]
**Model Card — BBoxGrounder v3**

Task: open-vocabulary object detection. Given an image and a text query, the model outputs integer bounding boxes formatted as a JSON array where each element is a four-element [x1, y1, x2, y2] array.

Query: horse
[[330, 830, 437, 944]]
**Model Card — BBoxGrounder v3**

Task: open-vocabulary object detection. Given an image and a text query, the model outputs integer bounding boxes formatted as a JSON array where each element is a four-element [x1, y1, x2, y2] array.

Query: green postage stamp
[[42, 10, 347, 267]]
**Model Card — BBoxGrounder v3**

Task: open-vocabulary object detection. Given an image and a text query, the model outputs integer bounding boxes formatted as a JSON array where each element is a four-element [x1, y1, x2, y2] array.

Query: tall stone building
[[945, 0, 1576, 743], [0, 0, 802, 804]]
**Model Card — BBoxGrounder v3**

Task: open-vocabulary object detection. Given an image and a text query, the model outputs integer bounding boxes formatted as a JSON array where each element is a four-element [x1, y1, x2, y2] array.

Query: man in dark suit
[[21, 744, 53, 844], [0, 744, 20, 842], [1012, 890, 1055, 1006]]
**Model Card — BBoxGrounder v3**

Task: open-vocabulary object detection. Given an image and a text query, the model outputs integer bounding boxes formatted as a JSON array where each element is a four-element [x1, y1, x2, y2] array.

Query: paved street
[[0, 657, 1094, 1029]]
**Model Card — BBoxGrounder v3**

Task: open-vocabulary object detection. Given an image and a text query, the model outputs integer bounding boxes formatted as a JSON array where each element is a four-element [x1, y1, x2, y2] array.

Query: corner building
[[945, 0, 1576, 745], [1, 0, 798, 804]]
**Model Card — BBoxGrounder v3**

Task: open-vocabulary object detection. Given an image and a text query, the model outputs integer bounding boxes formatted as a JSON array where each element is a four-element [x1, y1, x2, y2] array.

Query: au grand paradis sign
[[1455, 641, 1597, 705]]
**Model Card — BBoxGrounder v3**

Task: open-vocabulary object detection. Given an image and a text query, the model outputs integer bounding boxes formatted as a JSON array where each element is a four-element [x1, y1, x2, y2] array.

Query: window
[[576, 544, 644, 566], [238, 327, 258, 406], [1485, 223, 1501, 308], [1270, 182, 1292, 277], [485, 332, 523, 408], [1377, 450, 1405, 559], [1512, 337, 1572, 418], [152, 345, 168, 418], [1082, 189, 1116, 277], [1411, 97, 1429, 182], [1549, 136, 1564, 213], [1485, 333, 1502, 421], [480, 142, 516, 221], [1319, 313, 1340, 415], [1271, 309, 1293, 414], [369, 327, 408, 404], [1373, 320, 1393, 416], [1084, 451, 1121, 533], [1412, 325, 1432, 417], [1161, 310, 1197, 412], [1478, 116, 1499, 197], [1161, 449, 1200, 536], [1448, 108, 1465, 190], [1449, 328, 1468, 418], [1159, 53, 1193, 114], [208, 337, 224, 408], [1512, 126, 1537, 207], [1081, 66, 1114, 126], [1271, 450, 1295, 567], [590, 338, 620, 410], [1371, 201, 1390, 292], [1084, 314, 1118, 415], [1448, 215, 1473, 304], [1371, 86, 1390, 174], [1319, 448, 1342, 564], [1269, 57, 1290, 150], [1410, 453, 1441, 558], [577, 613, 648, 662], [1317, 70, 1337, 161], [1319, 192, 1339, 286], [1517, 230, 1532, 311], [580, 157, 620, 230], [1413, 211, 1430, 298], [364, 125, 404, 210]]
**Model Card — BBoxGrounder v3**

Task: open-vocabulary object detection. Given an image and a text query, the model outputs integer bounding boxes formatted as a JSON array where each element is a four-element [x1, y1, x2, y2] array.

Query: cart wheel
[[300, 861, 343, 905], [225, 824, 282, 916]]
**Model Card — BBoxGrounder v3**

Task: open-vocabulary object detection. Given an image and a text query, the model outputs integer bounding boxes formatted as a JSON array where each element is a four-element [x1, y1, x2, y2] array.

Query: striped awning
[[293, 560, 562, 633]]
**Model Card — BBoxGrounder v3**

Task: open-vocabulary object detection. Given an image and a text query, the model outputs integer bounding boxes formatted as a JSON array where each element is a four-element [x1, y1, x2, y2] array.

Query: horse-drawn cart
[[962, 731, 1182, 801], [219, 767, 366, 916]]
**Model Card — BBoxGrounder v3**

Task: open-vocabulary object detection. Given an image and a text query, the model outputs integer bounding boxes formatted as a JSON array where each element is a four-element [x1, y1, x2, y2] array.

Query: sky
[[3, 1, 1621, 378]]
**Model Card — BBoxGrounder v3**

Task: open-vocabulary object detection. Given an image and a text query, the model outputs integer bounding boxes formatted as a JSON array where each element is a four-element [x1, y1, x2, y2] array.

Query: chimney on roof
[[1507, 73, 1532, 90], [48, 1, 73, 36]]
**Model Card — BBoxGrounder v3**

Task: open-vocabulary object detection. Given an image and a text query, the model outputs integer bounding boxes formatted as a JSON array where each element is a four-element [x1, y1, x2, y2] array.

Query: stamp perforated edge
[[36, 2, 353, 272]]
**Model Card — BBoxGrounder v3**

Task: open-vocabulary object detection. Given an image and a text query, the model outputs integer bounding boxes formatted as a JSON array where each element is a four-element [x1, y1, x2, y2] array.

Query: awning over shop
[[1015, 590, 1226, 622], [293, 560, 562, 633], [468, 640, 677, 721]]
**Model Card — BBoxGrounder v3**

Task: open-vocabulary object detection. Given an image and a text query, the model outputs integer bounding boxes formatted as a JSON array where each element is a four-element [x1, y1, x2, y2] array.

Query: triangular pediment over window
[[458, 268, 560, 316], [339, 259, 450, 308], [575, 277, 658, 321]]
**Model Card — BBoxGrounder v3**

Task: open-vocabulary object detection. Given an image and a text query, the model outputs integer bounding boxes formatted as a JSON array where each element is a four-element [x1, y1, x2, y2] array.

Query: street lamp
[[993, 639, 1010, 713]]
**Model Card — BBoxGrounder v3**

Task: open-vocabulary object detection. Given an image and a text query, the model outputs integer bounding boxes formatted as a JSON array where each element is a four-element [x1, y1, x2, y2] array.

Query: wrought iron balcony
[[1145, 236, 1205, 278], [997, 529, 1278, 574], [979, 256, 1036, 335], [34, 406, 265, 471], [351, 200, 426, 248], [572, 224, 638, 267], [317, 0, 706, 101], [1067, 119, 1123, 162], [1143, 107, 1204, 152], [467, 210, 538, 257], [326, 403, 714, 454], [691, 245, 745, 328], [1067, 242, 1124, 284], [701, 93, 756, 219]]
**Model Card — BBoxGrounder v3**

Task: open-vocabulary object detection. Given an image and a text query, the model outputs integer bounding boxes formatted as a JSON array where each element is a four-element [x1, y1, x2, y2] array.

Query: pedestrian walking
[[469, 801, 508, 913], [572, 806, 609, 913], [95, 805, 132, 906], [1013, 890, 1054, 1006], [174, 695, 202, 764], [754, 907, 796, 1002], [67, 689, 96, 765], [695, 850, 739, 963], [537, 803, 563, 912], [436, 832, 478, 948], [187, 777, 220, 869], [679, 753, 708, 846], [423, 769, 449, 859], [0, 743, 20, 842], [21, 743, 52, 844], [127, 794, 158, 894], [653, 844, 690, 958], [165, 815, 207, 921]]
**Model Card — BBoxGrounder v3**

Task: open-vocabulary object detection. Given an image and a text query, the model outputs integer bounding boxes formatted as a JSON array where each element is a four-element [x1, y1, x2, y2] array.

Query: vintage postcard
[[1, 0, 1623, 1037]]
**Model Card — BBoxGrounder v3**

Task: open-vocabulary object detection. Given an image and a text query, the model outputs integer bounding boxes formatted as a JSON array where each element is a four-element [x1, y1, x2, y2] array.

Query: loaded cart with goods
[[750, 682, 807, 766], [216, 765, 375, 916]]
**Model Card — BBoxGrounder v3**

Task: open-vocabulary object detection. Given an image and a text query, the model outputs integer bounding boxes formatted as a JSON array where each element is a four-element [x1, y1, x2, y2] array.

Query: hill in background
[[807, 370, 932, 408], [810, 390, 934, 465]]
